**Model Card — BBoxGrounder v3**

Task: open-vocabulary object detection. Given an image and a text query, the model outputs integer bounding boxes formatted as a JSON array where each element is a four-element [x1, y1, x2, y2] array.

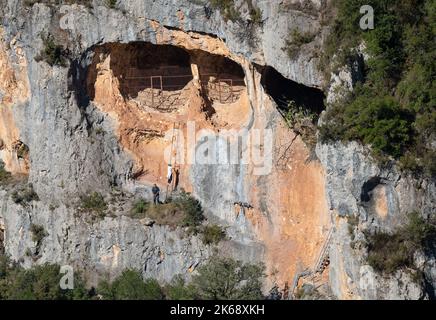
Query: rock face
[[0, 188, 210, 285], [317, 142, 436, 299], [0, 0, 434, 299]]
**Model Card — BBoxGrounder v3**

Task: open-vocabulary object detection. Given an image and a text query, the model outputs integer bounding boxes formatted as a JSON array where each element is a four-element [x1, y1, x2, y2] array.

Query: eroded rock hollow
[[0, 0, 434, 300]]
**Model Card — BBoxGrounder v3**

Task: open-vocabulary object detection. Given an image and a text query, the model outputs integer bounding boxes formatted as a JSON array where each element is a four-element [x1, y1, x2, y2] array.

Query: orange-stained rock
[[247, 125, 331, 288], [87, 43, 249, 193], [0, 29, 30, 174], [87, 38, 330, 289]]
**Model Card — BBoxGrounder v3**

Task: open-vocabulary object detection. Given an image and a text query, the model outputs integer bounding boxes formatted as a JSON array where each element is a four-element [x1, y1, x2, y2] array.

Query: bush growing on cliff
[[130, 199, 150, 219], [34, 34, 67, 67], [321, 92, 413, 159], [176, 191, 204, 227], [201, 224, 226, 245], [0, 161, 11, 186], [143, 191, 204, 228], [284, 99, 318, 150], [80, 192, 108, 218], [0, 255, 265, 300], [245, 0, 262, 24], [97, 270, 164, 300], [209, 0, 240, 22], [284, 28, 316, 59], [29, 224, 47, 257], [365, 212, 436, 274], [104, 0, 117, 9], [11, 184, 39, 205], [29, 224, 48, 245]]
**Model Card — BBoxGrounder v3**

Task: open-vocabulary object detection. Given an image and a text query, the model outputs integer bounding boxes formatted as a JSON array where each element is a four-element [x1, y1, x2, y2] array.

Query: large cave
[[85, 42, 246, 112], [192, 50, 246, 105], [82, 41, 250, 184], [260, 66, 325, 115]]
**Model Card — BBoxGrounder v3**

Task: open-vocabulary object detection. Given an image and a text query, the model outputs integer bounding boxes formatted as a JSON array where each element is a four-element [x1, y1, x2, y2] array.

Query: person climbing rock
[[152, 184, 160, 205]]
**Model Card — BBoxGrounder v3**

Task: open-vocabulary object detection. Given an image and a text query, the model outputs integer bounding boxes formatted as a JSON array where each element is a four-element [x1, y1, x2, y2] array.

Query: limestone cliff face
[[317, 142, 436, 299], [0, 188, 210, 285], [0, 0, 434, 299]]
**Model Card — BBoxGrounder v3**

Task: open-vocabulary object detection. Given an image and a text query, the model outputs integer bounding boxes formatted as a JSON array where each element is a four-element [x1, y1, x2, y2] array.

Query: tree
[[343, 94, 412, 158], [191, 256, 265, 300], [165, 275, 196, 300], [0, 260, 90, 300], [319, 0, 436, 177], [97, 270, 163, 300]]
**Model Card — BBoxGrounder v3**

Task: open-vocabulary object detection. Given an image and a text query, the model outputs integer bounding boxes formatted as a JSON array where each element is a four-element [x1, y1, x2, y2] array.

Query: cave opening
[[193, 50, 246, 104], [116, 42, 193, 99], [260, 66, 325, 115], [100, 42, 194, 100], [86, 42, 246, 111], [360, 177, 382, 202], [85, 42, 194, 112]]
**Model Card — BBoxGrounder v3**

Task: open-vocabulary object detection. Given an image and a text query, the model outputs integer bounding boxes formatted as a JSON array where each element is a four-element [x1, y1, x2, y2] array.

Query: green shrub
[[343, 94, 413, 158], [0, 258, 91, 300], [144, 191, 204, 228], [80, 192, 107, 216], [11, 184, 39, 205], [94, 127, 104, 135], [249, 6, 262, 23], [98, 270, 164, 300], [366, 212, 436, 274], [209, 0, 240, 22], [399, 146, 436, 178], [176, 191, 204, 227], [201, 224, 226, 245], [320, 90, 413, 159], [130, 199, 150, 219], [35, 34, 67, 66], [245, 0, 262, 24], [29, 224, 47, 244], [191, 256, 265, 300], [164, 275, 196, 300], [347, 215, 359, 238], [104, 0, 117, 8], [284, 29, 316, 59], [207, 0, 262, 23], [0, 162, 11, 186], [284, 99, 318, 149]]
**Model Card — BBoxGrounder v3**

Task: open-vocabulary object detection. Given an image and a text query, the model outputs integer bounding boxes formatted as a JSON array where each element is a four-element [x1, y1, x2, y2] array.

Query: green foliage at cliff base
[[0, 255, 265, 300]]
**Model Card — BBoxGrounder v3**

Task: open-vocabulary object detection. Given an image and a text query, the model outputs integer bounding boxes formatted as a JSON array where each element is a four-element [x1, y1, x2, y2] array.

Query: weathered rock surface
[[0, 0, 434, 299], [0, 188, 211, 285], [317, 142, 436, 299]]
